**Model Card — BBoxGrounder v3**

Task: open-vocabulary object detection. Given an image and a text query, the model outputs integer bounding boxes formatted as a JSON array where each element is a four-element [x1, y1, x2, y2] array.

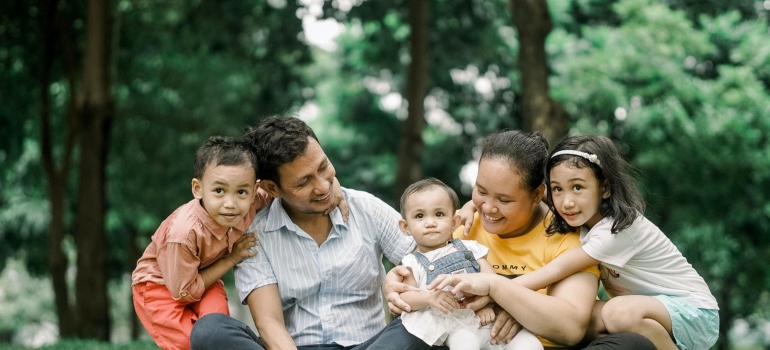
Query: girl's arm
[[455, 200, 477, 236], [514, 245, 600, 291]]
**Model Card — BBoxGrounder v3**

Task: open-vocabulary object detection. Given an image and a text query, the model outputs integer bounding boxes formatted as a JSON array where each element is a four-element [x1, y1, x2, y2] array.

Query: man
[[190, 116, 429, 350]]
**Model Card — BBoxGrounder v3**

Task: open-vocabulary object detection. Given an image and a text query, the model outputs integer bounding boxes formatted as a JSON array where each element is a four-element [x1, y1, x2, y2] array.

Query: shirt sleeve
[[464, 240, 490, 260], [234, 238, 277, 304], [156, 232, 205, 303], [582, 220, 641, 268], [370, 197, 415, 265]]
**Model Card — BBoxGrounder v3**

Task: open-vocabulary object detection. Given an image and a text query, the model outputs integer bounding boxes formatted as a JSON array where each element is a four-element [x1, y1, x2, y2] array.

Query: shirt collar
[[192, 198, 249, 240], [263, 195, 349, 234]]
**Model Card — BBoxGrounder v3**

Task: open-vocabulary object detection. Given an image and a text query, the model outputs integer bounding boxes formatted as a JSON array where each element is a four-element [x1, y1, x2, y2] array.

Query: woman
[[385, 130, 655, 350]]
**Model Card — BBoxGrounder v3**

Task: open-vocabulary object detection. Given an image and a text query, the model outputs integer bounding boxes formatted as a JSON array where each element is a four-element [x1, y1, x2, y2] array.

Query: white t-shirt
[[581, 215, 718, 309]]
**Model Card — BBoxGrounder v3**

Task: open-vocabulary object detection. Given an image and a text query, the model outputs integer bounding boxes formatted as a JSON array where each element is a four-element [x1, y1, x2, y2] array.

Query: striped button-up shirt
[[235, 188, 415, 346]]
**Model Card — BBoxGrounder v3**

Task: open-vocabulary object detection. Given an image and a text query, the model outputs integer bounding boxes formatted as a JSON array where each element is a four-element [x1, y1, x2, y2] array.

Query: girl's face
[[472, 157, 544, 238], [549, 163, 610, 229]]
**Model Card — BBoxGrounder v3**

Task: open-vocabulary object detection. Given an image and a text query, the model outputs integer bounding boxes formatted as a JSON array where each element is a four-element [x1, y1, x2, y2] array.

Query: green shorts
[[654, 295, 719, 350]]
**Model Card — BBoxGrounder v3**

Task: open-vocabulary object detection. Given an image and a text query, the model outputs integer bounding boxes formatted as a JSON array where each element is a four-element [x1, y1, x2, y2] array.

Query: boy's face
[[399, 187, 460, 253], [192, 163, 258, 228]]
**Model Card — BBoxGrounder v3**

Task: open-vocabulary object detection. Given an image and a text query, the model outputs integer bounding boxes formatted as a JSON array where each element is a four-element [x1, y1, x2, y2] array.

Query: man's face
[[264, 137, 337, 217]]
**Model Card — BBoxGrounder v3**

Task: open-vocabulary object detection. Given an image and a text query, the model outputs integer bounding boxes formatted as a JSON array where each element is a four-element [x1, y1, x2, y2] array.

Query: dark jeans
[[190, 314, 654, 350], [581, 332, 657, 350], [190, 313, 431, 350]]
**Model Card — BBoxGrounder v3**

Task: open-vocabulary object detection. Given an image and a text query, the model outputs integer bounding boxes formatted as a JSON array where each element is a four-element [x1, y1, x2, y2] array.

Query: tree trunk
[[39, 0, 79, 338], [73, 0, 113, 340], [509, 0, 569, 145], [395, 0, 429, 206]]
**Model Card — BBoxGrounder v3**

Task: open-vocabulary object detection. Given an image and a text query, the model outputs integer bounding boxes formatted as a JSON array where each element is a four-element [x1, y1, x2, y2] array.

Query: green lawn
[[0, 340, 160, 350]]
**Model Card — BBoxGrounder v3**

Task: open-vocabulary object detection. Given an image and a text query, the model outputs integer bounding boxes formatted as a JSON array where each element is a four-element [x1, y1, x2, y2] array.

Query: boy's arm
[[247, 284, 298, 350], [199, 232, 258, 288], [513, 246, 600, 291]]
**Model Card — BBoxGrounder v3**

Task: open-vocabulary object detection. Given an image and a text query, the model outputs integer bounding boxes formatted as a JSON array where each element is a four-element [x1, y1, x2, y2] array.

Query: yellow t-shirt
[[453, 212, 600, 348]]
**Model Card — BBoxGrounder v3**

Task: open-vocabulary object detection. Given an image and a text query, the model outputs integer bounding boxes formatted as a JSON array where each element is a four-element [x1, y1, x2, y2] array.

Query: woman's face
[[472, 157, 542, 238]]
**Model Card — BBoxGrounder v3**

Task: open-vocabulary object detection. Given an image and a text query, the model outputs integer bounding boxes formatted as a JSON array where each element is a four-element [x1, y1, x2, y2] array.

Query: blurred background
[[1, 0, 769, 349]]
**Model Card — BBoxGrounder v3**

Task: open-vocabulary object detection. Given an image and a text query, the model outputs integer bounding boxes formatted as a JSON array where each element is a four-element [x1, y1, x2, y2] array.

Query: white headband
[[551, 150, 601, 167]]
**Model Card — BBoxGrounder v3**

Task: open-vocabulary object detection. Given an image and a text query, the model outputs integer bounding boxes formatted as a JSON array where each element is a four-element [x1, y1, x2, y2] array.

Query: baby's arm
[[514, 245, 600, 291], [399, 267, 461, 314], [199, 232, 258, 288]]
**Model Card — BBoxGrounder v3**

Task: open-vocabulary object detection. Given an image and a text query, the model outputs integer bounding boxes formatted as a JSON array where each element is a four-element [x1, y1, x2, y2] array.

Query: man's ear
[[398, 219, 411, 235], [261, 180, 281, 198], [192, 178, 202, 199]]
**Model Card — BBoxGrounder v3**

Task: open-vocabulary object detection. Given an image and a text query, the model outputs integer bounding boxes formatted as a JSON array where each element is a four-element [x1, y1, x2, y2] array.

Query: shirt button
[[322, 297, 327, 302], [324, 317, 331, 322], [311, 247, 317, 252], [181, 292, 188, 296], [324, 275, 330, 281]]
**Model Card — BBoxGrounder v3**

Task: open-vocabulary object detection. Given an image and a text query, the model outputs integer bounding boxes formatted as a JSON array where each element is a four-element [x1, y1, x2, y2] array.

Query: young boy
[[131, 136, 269, 350], [389, 178, 543, 350]]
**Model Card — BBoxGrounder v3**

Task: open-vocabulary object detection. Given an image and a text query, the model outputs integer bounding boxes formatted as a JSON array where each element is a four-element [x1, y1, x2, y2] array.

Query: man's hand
[[384, 266, 420, 315]]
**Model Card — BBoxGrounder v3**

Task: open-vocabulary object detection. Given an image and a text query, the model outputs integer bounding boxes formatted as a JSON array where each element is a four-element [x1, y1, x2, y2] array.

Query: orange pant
[[133, 280, 230, 350]]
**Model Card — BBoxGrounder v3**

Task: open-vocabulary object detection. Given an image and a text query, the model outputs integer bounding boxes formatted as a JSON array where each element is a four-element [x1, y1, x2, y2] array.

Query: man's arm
[[246, 284, 297, 350]]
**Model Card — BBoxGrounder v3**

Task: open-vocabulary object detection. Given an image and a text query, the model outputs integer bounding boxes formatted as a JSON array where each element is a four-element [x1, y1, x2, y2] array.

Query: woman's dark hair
[[243, 116, 318, 186], [480, 130, 550, 192], [545, 135, 645, 234], [194, 136, 257, 180]]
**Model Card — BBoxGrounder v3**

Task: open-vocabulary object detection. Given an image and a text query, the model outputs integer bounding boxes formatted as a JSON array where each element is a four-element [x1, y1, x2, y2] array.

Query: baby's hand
[[228, 232, 258, 265], [476, 306, 495, 327], [455, 200, 477, 236], [428, 290, 460, 314]]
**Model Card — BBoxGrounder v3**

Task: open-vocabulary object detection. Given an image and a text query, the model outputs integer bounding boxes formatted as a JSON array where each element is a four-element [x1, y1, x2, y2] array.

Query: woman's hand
[[490, 308, 520, 345]]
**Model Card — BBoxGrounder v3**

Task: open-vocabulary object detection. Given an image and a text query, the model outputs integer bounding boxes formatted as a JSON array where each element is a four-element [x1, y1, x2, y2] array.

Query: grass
[[0, 340, 160, 350]]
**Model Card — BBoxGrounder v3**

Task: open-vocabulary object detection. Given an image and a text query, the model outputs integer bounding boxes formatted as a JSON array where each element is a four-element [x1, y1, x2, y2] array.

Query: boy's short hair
[[194, 136, 257, 180], [399, 177, 459, 217]]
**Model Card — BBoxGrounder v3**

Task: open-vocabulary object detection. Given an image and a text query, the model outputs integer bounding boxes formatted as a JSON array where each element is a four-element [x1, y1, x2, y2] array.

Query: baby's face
[[193, 163, 257, 228], [401, 188, 457, 253]]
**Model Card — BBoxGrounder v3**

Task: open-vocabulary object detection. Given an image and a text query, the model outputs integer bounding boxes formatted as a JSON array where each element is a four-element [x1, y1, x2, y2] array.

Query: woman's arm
[[489, 271, 598, 345], [514, 246, 600, 291], [432, 270, 599, 346]]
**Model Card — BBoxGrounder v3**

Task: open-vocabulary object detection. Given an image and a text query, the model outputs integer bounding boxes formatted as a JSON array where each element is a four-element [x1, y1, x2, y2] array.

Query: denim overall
[[413, 238, 480, 284]]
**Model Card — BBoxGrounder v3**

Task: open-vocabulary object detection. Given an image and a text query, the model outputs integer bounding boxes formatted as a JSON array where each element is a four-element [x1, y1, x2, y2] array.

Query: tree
[[395, 0, 429, 205], [71, 0, 114, 339], [509, 0, 569, 144]]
